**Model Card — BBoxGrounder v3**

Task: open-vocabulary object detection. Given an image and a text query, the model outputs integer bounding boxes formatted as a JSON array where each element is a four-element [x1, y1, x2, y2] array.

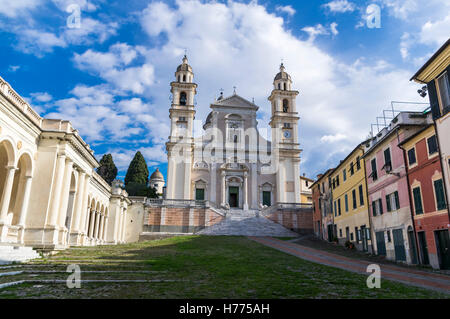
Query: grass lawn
[[0, 236, 448, 299]]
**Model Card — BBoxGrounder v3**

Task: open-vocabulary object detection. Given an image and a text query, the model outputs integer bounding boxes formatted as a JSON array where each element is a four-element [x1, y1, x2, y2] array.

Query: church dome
[[176, 55, 193, 73], [274, 63, 291, 81], [150, 168, 164, 181]]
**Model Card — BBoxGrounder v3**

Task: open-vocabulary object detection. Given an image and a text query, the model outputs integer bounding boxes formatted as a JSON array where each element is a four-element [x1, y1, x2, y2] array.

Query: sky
[[0, 0, 448, 181]]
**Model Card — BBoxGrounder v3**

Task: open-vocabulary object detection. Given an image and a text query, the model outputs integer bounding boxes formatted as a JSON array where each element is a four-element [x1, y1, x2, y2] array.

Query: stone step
[[0, 246, 41, 265]]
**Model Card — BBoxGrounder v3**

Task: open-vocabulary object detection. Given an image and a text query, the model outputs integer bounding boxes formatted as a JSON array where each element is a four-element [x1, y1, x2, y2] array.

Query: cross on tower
[[233, 86, 237, 95]]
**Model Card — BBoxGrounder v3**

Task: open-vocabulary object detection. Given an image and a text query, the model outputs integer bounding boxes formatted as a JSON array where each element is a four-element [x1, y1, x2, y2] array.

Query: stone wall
[[143, 207, 225, 234], [266, 208, 314, 234]]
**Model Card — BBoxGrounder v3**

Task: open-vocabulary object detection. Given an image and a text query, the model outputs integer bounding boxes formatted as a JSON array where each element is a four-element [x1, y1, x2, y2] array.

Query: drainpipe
[[399, 144, 421, 265], [433, 120, 450, 219], [362, 146, 375, 254]]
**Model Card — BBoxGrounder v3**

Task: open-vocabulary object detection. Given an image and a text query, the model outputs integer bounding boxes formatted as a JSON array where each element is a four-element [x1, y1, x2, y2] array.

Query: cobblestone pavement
[[197, 209, 298, 237], [250, 236, 450, 294]]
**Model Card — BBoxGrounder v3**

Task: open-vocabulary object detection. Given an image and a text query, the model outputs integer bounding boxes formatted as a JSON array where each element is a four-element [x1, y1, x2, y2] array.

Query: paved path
[[250, 236, 450, 294], [197, 210, 298, 237]]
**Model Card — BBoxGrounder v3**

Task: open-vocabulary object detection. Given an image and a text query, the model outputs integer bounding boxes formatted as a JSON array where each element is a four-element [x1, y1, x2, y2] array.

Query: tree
[[97, 154, 117, 185], [125, 151, 150, 196]]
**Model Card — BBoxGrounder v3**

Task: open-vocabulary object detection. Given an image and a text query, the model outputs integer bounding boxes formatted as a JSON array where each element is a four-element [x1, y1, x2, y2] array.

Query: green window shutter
[[434, 179, 447, 210], [345, 194, 348, 212], [359, 185, 364, 206], [386, 194, 391, 212], [378, 198, 383, 215], [394, 191, 400, 210], [372, 201, 376, 216], [413, 187, 423, 214], [427, 80, 441, 120]]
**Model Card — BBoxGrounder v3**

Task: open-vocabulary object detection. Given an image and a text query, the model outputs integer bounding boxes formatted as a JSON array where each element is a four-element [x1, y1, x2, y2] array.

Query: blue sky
[[0, 0, 448, 181]]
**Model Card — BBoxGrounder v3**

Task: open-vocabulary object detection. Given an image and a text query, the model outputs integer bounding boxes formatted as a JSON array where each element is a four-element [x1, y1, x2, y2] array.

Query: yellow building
[[300, 175, 314, 204], [330, 142, 373, 252]]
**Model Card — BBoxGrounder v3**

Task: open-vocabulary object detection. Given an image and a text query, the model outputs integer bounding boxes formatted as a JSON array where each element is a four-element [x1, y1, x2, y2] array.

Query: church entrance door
[[229, 186, 239, 208]]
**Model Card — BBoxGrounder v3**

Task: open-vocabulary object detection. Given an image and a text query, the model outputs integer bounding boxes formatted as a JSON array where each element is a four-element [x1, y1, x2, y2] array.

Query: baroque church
[[166, 56, 302, 209]]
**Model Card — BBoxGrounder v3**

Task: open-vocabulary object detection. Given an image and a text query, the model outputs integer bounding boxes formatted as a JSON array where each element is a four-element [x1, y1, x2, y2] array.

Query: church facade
[[166, 56, 302, 209]]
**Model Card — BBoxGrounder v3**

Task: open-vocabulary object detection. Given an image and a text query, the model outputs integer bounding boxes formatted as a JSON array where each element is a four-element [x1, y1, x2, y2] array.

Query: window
[[408, 148, 416, 166], [358, 185, 364, 206], [383, 148, 392, 171], [437, 71, 450, 110], [283, 99, 289, 112], [278, 83, 281, 90], [352, 189, 357, 209], [336, 176, 340, 187], [355, 227, 359, 242], [434, 179, 447, 210], [412, 187, 423, 215], [179, 117, 186, 122], [344, 194, 349, 212], [387, 230, 391, 242], [179, 92, 187, 105], [183, 75, 186, 82], [343, 169, 347, 181], [195, 188, 205, 201], [233, 135, 238, 143], [338, 198, 341, 216], [350, 233, 354, 241], [283, 123, 291, 128], [427, 135, 438, 155], [349, 162, 354, 175], [284, 83, 287, 90], [372, 199, 383, 216], [328, 177, 332, 189], [339, 229, 342, 237], [386, 191, 399, 212], [334, 201, 337, 217], [356, 156, 361, 170], [370, 158, 378, 180]]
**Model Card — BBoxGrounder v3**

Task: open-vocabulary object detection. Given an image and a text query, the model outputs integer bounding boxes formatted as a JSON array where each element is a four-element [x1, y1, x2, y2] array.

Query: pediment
[[212, 94, 258, 110]]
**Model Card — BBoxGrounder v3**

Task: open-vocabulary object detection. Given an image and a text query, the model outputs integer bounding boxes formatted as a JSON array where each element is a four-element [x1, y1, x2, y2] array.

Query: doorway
[[435, 230, 450, 269], [361, 225, 368, 252], [418, 231, 429, 265], [375, 231, 386, 256], [327, 224, 334, 242], [393, 229, 406, 261], [407, 227, 418, 264], [229, 186, 239, 208]]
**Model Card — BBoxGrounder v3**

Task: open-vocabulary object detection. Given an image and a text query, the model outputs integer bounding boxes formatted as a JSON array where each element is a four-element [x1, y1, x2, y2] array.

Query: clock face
[[283, 130, 291, 138]]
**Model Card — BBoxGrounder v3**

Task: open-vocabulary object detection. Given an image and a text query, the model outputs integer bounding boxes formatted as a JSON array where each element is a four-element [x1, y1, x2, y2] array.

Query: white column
[[0, 166, 17, 223], [18, 176, 33, 227], [88, 211, 95, 238], [94, 211, 100, 240], [243, 172, 248, 210], [102, 216, 109, 241], [98, 214, 104, 242], [221, 172, 226, 206], [58, 160, 74, 228], [79, 175, 91, 234], [184, 154, 191, 199], [71, 171, 86, 232], [117, 208, 123, 241], [48, 155, 66, 226], [121, 209, 126, 242]]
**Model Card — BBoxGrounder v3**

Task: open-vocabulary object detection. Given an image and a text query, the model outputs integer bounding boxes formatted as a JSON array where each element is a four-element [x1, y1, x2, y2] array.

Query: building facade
[[364, 112, 433, 264], [300, 175, 314, 204], [166, 57, 302, 209], [400, 123, 450, 269], [149, 168, 165, 196], [330, 143, 373, 252], [0, 75, 130, 251]]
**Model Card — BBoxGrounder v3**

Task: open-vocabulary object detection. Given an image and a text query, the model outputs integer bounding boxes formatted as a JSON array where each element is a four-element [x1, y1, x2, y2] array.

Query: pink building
[[364, 112, 432, 264]]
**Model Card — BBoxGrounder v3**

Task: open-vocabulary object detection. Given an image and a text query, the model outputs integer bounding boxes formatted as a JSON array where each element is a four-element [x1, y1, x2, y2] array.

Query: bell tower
[[166, 55, 197, 200], [268, 63, 301, 203]]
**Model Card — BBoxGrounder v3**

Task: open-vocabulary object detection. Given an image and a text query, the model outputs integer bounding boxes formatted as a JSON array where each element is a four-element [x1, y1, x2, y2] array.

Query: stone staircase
[[0, 245, 41, 264], [197, 209, 298, 237]]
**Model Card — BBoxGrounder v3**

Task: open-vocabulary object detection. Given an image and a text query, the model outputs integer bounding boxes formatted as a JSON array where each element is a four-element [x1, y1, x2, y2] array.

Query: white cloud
[[15, 29, 67, 55], [8, 65, 20, 72], [73, 43, 155, 94], [301, 24, 329, 42], [140, 1, 179, 36], [51, 0, 97, 12], [330, 22, 339, 35], [0, 0, 42, 18], [323, 0, 355, 13], [275, 5, 296, 16], [63, 18, 119, 45], [30, 92, 53, 102], [379, 0, 418, 20], [320, 134, 347, 143], [419, 14, 450, 47]]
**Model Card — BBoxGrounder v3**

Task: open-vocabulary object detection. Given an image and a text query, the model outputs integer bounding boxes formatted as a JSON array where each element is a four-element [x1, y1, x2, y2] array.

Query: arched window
[[278, 83, 281, 90], [282, 99, 289, 112], [183, 75, 186, 82], [179, 92, 187, 105], [284, 83, 287, 90], [178, 75, 181, 82], [234, 135, 238, 143]]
